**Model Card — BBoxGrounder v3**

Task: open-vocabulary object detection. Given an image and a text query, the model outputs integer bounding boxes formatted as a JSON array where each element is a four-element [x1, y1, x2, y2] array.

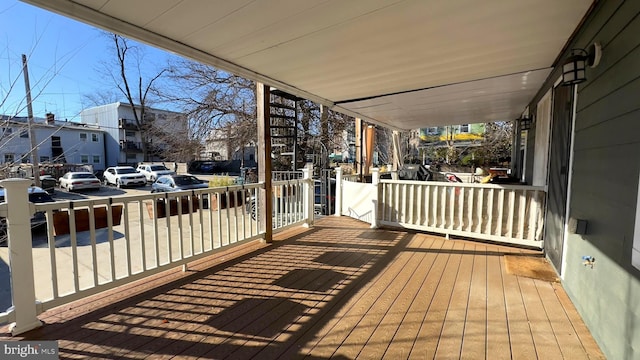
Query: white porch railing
[[0, 175, 313, 335], [337, 169, 546, 249]]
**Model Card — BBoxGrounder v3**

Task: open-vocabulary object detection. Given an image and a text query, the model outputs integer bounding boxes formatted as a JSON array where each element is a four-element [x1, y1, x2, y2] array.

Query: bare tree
[[96, 33, 168, 161]]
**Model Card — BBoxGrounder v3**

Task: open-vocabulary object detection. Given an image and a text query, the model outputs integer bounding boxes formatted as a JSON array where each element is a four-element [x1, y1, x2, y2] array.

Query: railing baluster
[[233, 188, 239, 243], [477, 188, 484, 234], [106, 201, 115, 281], [165, 195, 172, 264], [487, 188, 494, 235], [467, 187, 473, 232], [447, 186, 458, 230], [68, 204, 80, 292], [138, 201, 147, 271], [416, 185, 422, 226], [198, 194, 205, 253], [457, 187, 464, 231], [88, 203, 99, 286], [507, 190, 515, 238], [424, 184, 430, 227], [225, 190, 231, 244], [497, 189, 505, 237], [123, 200, 132, 277], [45, 210, 59, 299], [518, 190, 527, 240], [216, 191, 223, 247]]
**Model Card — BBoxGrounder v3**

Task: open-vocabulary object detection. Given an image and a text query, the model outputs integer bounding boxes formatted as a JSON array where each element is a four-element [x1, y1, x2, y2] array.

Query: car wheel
[[103, 178, 109, 186], [150, 176, 156, 182]]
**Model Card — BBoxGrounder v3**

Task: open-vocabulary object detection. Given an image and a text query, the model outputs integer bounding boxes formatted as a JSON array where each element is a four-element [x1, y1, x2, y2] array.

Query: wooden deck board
[[485, 244, 511, 360], [434, 242, 475, 358], [461, 242, 488, 360], [0, 217, 604, 359], [410, 239, 465, 359]]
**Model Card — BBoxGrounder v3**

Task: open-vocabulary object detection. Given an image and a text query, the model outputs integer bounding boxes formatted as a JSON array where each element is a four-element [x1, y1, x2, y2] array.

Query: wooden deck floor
[[1, 217, 604, 359]]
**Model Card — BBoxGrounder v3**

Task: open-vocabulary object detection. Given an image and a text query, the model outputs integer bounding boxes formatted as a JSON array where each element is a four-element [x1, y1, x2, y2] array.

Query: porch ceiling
[[23, 0, 593, 130]]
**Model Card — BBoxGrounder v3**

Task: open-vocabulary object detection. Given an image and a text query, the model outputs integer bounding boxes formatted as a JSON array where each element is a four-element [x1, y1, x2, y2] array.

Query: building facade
[[0, 114, 106, 173], [80, 102, 190, 167]]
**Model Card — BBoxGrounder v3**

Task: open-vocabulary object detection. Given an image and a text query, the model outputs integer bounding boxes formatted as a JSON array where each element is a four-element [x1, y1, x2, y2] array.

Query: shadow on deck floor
[[1, 216, 604, 359]]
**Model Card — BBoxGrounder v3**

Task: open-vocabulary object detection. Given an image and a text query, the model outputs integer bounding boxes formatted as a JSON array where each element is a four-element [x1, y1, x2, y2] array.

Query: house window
[[92, 155, 101, 164], [39, 156, 50, 162], [19, 130, 29, 138], [4, 154, 14, 163], [1, 128, 13, 137], [459, 124, 470, 133], [20, 154, 30, 163], [125, 130, 136, 138], [51, 136, 61, 147], [80, 133, 87, 141], [80, 155, 89, 164], [91, 133, 99, 142]]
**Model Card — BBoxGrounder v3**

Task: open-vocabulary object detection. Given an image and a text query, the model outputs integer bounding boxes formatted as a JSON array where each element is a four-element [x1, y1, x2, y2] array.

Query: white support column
[[334, 167, 342, 217], [302, 164, 314, 227], [371, 168, 380, 229], [0, 179, 42, 335]]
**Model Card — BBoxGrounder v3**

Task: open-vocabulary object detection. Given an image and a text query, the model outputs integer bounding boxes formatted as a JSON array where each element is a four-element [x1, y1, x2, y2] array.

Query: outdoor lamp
[[519, 115, 533, 131], [561, 43, 601, 86]]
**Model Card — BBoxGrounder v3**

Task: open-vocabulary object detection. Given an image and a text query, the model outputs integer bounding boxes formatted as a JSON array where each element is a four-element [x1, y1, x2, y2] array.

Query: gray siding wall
[[525, 1, 640, 358]]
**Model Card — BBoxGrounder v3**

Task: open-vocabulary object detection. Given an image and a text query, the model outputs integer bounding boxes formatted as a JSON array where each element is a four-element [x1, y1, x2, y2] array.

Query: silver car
[[58, 172, 101, 191]]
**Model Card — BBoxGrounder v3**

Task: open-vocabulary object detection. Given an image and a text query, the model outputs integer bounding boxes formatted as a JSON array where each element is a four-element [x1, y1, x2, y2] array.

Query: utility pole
[[22, 54, 41, 187]]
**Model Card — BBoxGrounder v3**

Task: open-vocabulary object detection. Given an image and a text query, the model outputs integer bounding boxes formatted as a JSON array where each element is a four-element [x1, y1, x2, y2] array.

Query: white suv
[[136, 164, 176, 183], [103, 166, 147, 188]]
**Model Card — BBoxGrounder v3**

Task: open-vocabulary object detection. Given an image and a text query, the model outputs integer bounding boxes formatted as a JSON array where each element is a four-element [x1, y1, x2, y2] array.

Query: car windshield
[[29, 192, 54, 203], [72, 173, 95, 179], [150, 165, 169, 171], [117, 168, 136, 174], [173, 176, 202, 186]]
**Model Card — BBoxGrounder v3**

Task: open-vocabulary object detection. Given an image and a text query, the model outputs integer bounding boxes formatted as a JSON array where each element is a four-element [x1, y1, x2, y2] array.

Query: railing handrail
[[380, 178, 546, 191]]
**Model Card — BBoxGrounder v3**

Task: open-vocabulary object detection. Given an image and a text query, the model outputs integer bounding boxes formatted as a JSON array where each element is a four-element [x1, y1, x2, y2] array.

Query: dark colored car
[[151, 174, 209, 193], [38, 175, 57, 194], [0, 186, 56, 244]]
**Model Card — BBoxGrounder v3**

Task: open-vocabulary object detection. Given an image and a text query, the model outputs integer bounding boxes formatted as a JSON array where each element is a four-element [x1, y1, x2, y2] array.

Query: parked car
[[58, 172, 101, 191], [103, 166, 147, 188], [37, 175, 57, 194], [151, 174, 209, 193], [136, 164, 176, 183], [0, 186, 55, 244]]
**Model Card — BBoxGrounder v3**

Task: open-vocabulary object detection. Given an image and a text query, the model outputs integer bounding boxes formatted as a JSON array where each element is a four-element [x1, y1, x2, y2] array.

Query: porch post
[[355, 118, 363, 181], [371, 168, 380, 229], [392, 130, 401, 180], [0, 179, 42, 335], [302, 164, 314, 227], [256, 83, 273, 243], [334, 167, 342, 217]]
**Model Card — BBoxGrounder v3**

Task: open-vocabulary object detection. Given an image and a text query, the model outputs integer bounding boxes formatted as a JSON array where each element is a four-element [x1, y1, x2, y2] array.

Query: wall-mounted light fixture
[[519, 115, 533, 131], [561, 42, 602, 86]]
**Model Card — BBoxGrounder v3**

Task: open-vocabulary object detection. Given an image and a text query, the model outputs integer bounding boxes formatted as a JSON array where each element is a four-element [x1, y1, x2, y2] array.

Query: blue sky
[[0, 1, 173, 121]]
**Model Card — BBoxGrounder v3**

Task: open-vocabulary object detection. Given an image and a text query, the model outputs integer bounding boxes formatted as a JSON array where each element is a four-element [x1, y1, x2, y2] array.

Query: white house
[[80, 102, 190, 167], [0, 114, 106, 171]]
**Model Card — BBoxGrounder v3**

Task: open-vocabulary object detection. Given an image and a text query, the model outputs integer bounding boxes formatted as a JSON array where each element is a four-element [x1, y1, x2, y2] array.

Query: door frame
[[542, 76, 577, 277]]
